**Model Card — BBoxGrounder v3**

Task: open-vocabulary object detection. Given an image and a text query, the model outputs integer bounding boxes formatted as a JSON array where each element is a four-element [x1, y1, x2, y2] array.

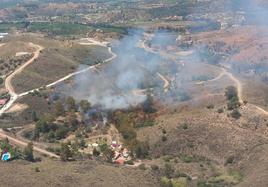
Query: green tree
[[36, 118, 49, 133], [79, 100, 91, 113], [164, 163, 175, 179], [24, 142, 34, 162], [55, 125, 68, 140], [66, 96, 76, 112], [0, 77, 3, 85], [225, 86, 238, 100], [142, 93, 156, 113], [31, 111, 38, 122], [160, 177, 172, 187], [231, 109, 241, 119], [68, 112, 78, 130], [60, 143, 72, 161], [93, 148, 100, 157], [99, 143, 114, 161], [55, 101, 64, 116], [132, 140, 149, 159]]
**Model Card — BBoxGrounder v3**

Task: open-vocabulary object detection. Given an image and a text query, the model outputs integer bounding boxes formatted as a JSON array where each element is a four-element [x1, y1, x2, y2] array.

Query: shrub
[[163, 155, 173, 162], [164, 163, 175, 178], [162, 136, 167, 142], [142, 94, 157, 113], [174, 172, 192, 181], [160, 177, 172, 187], [132, 140, 149, 159], [138, 163, 146, 170], [179, 154, 193, 163], [231, 109, 241, 119], [181, 123, 188, 130], [171, 178, 187, 187], [227, 98, 241, 110], [151, 164, 159, 170], [24, 142, 34, 162], [217, 108, 224, 113], [197, 180, 210, 187], [126, 160, 134, 165], [35, 167, 40, 172], [60, 143, 73, 161], [92, 148, 100, 157], [206, 104, 214, 109], [225, 155, 235, 165], [225, 86, 238, 100]]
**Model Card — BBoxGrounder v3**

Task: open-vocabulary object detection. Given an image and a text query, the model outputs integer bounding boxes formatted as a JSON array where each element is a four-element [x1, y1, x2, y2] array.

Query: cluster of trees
[[31, 96, 93, 142], [0, 55, 32, 75], [112, 111, 150, 159], [54, 97, 91, 116], [158, 163, 192, 187], [59, 141, 114, 162], [225, 86, 241, 119], [198, 45, 223, 65], [142, 93, 157, 113], [33, 112, 78, 142]]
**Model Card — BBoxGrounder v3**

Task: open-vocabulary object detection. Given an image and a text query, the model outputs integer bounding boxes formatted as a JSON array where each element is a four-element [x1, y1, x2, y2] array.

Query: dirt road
[[19, 38, 117, 97], [5, 43, 43, 96], [0, 129, 59, 158], [140, 32, 268, 116], [0, 43, 43, 116], [157, 72, 169, 93], [224, 71, 243, 103], [0, 39, 116, 158]]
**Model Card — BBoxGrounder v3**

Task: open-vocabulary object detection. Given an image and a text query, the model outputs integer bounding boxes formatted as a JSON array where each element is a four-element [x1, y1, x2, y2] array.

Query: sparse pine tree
[[60, 143, 72, 161], [24, 142, 34, 162], [66, 96, 76, 112], [31, 111, 38, 122], [79, 100, 91, 113], [55, 101, 64, 116]]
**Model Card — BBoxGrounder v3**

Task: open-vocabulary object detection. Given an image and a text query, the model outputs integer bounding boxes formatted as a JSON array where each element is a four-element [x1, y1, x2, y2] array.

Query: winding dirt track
[[0, 43, 44, 116], [139, 33, 268, 116], [5, 43, 44, 96], [19, 40, 117, 97]]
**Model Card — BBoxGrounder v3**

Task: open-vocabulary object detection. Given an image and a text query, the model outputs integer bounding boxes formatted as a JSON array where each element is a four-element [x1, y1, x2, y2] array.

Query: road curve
[[19, 39, 117, 97], [0, 43, 44, 116], [139, 32, 268, 116], [157, 72, 169, 93], [5, 43, 44, 96]]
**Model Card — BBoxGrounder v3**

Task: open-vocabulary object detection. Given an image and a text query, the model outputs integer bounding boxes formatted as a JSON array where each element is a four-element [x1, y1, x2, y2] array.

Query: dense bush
[[231, 109, 241, 119]]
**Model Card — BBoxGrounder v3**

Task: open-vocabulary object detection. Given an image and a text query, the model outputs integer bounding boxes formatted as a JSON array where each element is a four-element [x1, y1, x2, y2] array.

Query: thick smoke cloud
[[57, 0, 268, 111], [57, 29, 174, 110]]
